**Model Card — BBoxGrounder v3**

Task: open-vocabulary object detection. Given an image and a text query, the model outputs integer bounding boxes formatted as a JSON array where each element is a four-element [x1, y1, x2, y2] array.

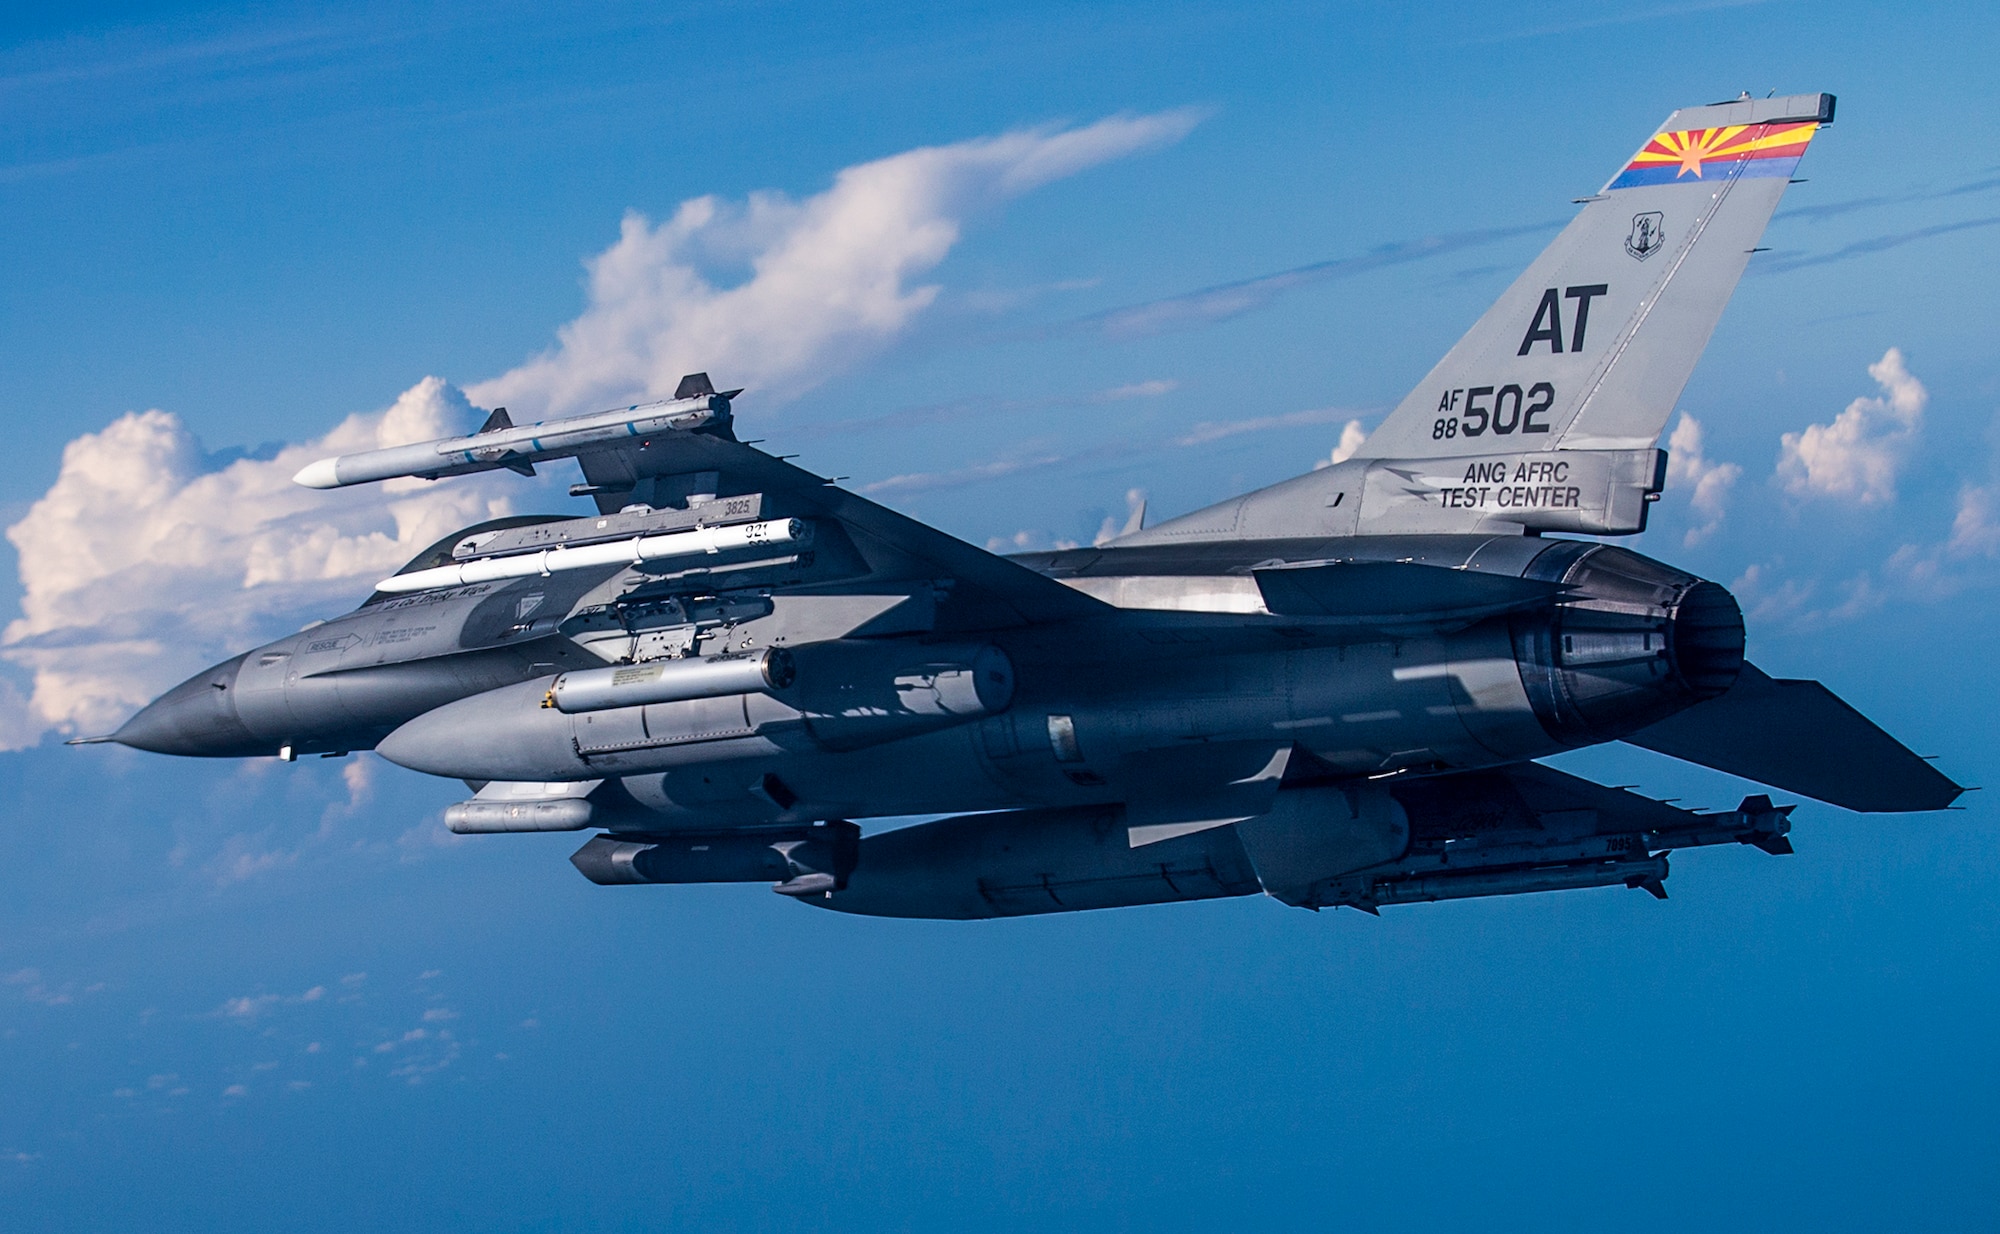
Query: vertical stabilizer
[[1125, 92, 1832, 545], [1355, 92, 1832, 460]]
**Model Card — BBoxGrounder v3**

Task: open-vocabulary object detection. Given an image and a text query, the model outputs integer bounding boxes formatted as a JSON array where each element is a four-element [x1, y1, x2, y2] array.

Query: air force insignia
[[1625, 212, 1665, 261]]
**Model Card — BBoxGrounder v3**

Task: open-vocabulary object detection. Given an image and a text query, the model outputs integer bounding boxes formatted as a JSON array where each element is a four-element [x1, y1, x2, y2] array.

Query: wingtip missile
[[289, 389, 735, 492]]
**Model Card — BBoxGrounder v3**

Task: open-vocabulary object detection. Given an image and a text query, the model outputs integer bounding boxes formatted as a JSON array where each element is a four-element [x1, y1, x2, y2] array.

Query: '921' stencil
[[1431, 382, 1554, 440]]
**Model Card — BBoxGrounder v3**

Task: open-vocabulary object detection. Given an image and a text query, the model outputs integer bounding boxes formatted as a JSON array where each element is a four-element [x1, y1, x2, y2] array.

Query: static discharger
[[372, 518, 812, 594]]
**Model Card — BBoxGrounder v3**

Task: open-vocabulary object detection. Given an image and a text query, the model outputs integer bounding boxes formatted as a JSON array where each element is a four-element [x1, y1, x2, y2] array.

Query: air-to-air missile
[[87, 91, 1966, 920], [289, 390, 735, 490]]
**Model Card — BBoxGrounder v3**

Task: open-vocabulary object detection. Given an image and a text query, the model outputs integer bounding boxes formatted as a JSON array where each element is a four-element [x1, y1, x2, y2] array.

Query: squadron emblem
[[1625, 211, 1665, 260]]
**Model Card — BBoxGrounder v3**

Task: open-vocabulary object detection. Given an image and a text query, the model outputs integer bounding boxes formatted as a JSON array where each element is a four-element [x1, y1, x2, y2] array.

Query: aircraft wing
[[293, 379, 1109, 629], [575, 427, 1110, 627]]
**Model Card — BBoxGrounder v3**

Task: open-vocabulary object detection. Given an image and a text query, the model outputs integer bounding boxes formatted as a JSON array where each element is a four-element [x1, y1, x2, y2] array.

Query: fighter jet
[[88, 91, 1964, 917]]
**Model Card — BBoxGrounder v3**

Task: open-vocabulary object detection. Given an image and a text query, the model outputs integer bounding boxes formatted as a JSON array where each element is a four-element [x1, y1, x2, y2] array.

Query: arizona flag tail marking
[[1608, 121, 1820, 190]]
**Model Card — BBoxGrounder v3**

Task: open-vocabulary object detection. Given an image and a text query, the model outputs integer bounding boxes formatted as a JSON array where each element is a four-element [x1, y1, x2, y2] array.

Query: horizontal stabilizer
[[1623, 664, 1962, 812], [1254, 561, 1564, 622]]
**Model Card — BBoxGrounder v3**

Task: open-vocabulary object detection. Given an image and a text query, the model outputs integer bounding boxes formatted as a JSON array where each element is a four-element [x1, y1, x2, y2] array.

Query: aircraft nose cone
[[113, 653, 265, 757]]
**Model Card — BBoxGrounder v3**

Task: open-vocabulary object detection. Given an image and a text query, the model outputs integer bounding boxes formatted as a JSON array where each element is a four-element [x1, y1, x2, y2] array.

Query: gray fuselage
[[115, 526, 1743, 836]]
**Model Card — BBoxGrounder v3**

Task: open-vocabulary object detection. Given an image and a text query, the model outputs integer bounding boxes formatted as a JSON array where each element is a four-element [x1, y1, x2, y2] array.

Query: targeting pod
[[545, 649, 796, 714], [445, 780, 600, 833]]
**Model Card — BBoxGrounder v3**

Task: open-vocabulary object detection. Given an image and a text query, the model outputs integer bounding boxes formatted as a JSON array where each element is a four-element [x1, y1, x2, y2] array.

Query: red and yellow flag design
[[1609, 121, 1818, 189]]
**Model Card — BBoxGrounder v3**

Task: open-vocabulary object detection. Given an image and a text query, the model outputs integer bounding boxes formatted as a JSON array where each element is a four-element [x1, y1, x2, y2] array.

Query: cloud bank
[[1664, 414, 1741, 545], [1880, 444, 2000, 601], [2, 115, 1195, 746], [1777, 348, 1927, 506], [470, 112, 1198, 417], [1312, 419, 1369, 470], [2, 379, 511, 743]]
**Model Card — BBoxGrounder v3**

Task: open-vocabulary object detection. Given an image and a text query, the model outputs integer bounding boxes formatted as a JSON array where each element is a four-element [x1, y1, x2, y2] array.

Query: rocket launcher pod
[[545, 649, 794, 714], [291, 391, 732, 490], [371, 518, 811, 594]]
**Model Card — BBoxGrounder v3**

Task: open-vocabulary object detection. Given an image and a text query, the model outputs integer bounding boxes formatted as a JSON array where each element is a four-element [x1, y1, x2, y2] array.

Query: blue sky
[[3, 2, 1999, 1230]]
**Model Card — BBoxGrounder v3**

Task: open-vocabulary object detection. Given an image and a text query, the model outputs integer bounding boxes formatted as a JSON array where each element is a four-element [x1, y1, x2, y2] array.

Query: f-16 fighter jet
[[91, 92, 1964, 917]]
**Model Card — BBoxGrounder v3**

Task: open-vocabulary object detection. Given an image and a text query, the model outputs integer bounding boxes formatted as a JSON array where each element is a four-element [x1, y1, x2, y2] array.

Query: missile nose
[[112, 653, 265, 757], [292, 457, 341, 489]]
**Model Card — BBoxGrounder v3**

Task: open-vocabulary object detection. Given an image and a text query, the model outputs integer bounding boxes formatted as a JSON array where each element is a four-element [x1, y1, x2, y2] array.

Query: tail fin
[[1355, 92, 1832, 460], [1125, 93, 1833, 545]]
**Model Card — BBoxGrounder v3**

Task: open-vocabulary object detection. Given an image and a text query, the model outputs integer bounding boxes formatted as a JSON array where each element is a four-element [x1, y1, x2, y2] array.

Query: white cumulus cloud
[[1322, 419, 1368, 469], [1, 378, 514, 743], [1946, 484, 2000, 557], [1777, 347, 1927, 505], [469, 111, 1199, 418], [1664, 413, 1742, 545], [1881, 482, 2000, 600], [4, 115, 1195, 749]]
